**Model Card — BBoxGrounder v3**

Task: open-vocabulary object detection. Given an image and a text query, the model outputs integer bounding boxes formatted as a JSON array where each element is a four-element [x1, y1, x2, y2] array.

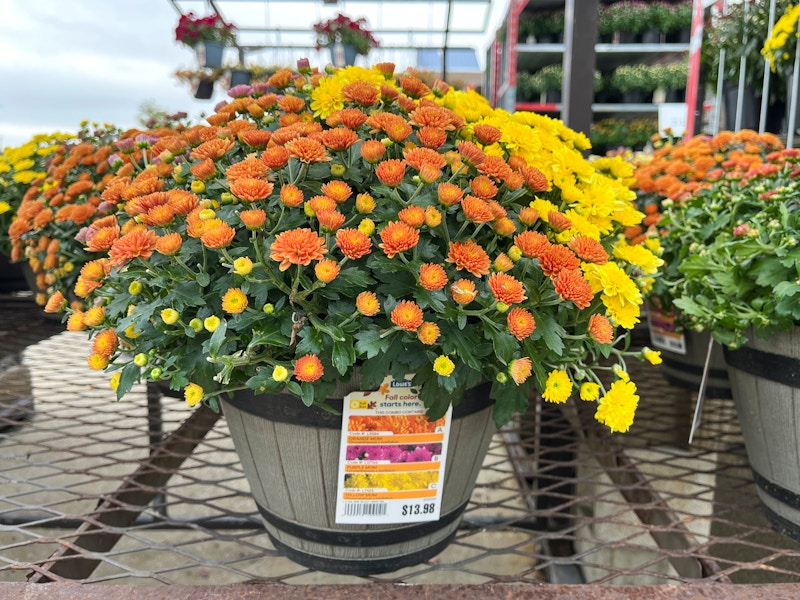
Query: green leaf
[[439, 322, 482, 371], [248, 328, 290, 349], [531, 312, 565, 356], [337, 268, 376, 288], [117, 362, 141, 400], [490, 380, 530, 428], [196, 272, 211, 288], [208, 319, 228, 356], [484, 325, 517, 364], [751, 258, 790, 288], [332, 337, 356, 375], [355, 328, 388, 359]]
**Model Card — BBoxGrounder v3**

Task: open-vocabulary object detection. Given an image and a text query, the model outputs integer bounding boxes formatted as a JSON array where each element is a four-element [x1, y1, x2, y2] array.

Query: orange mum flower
[[488, 272, 527, 305], [399, 75, 431, 98], [80, 259, 108, 282], [356, 291, 380, 316], [375, 159, 406, 187], [553, 268, 594, 309], [340, 108, 368, 129], [493, 217, 517, 237], [278, 95, 305, 113], [355, 192, 376, 213], [33, 209, 54, 229], [470, 175, 498, 199], [404, 147, 447, 171], [316, 209, 346, 232], [417, 322, 441, 345], [167, 190, 200, 215], [44, 291, 66, 313], [285, 137, 329, 163], [508, 357, 532, 385], [335, 228, 372, 259], [379, 221, 420, 258], [519, 207, 540, 226], [321, 180, 353, 203], [308, 195, 337, 214], [294, 354, 324, 382], [191, 138, 235, 161], [447, 240, 491, 277], [190, 158, 216, 180], [521, 166, 550, 192], [268, 69, 293, 89], [270, 228, 327, 271], [239, 129, 272, 148], [230, 178, 274, 202], [201, 222, 236, 249], [360, 140, 386, 163], [65, 180, 94, 200], [539, 245, 580, 277], [507, 307, 536, 340], [221, 287, 248, 314], [320, 128, 359, 151], [261, 146, 290, 169], [314, 258, 341, 283], [478, 156, 513, 180], [83, 306, 106, 327], [155, 232, 183, 255], [382, 114, 413, 142], [473, 124, 503, 145], [548, 211, 572, 232], [505, 171, 525, 190], [588, 314, 614, 344], [398, 205, 426, 228], [125, 191, 169, 217], [86, 225, 121, 252], [462, 195, 494, 224], [419, 263, 448, 291], [514, 230, 551, 259], [240, 208, 267, 229], [277, 183, 303, 208], [141, 204, 175, 227], [450, 278, 477, 305], [437, 182, 464, 206], [493, 253, 514, 272], [417, 126, 447, 149], [92, 328, 119, 359], [569, 236, 608, 264], [342, 81, 380, 106], [109, 227, 158, 267], [391, 300, 424, 331], [457, 140, 486, 167], [226, 157, 269, 182]]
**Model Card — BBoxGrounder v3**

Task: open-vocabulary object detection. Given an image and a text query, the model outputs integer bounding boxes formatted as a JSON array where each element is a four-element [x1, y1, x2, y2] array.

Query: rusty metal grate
[[1, 296, 800, 587]]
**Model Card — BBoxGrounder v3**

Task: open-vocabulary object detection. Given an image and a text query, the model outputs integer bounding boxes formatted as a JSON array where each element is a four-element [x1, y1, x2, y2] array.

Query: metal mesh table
[[2, 296, 800, 590]]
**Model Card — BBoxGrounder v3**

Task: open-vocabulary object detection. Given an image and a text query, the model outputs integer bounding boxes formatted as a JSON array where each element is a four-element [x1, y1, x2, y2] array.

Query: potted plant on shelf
[[762, 5, 800, 133], [313, 13, 379, 66], [49, 62, 661, 575], [658, 147, 800, 541], [610, 64, 656, 103], [664, 0, 694, 43], [518, 9, 565, 44], [604, 1, 654, 44], [174, 12, 237, 69]]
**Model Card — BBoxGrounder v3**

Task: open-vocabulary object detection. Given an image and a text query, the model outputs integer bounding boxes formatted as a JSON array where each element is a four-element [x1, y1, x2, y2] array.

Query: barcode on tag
[[341, 502, 387, 517]]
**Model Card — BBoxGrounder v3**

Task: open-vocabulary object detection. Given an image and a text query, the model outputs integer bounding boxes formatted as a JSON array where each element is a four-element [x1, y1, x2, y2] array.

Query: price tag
[[647, 306, 686, 354], [334, 375, 452, 524]]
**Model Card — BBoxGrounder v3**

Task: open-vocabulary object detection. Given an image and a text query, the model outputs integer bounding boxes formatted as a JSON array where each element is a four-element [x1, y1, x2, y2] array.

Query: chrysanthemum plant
[[1, 132, 75, 256], [631, 130, 784, 317], [54, 62, 662, 432], [661, 148, 800, 348], [9, 122, 180, 307], [175, 12, 237, 48]]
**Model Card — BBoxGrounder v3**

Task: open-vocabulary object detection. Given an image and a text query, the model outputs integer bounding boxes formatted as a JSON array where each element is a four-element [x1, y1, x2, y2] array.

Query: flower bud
[[161, 308, 180, 325], [199, 208, 216, 220], [189, 318, 204, 332], [272, 365, 289, 382], [220, 192, 237, 205], [128, 281, 144, 295], [204, 316, 221, 332], [358, 218, 376, 236], [496, 372, 508, 384], [133, 353, 149, 367], [508, 245, 523, 262], [495, 301, 510, 313], [331, 164, 346, 177], [191, 180, 206, 194], [262, 303, 275, 315]]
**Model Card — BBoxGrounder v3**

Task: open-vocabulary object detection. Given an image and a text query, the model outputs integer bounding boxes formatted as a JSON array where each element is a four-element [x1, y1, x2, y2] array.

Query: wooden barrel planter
[[220, 377, 496, 575], [724, 327, 800, 541], [660, 330, 732, 399]]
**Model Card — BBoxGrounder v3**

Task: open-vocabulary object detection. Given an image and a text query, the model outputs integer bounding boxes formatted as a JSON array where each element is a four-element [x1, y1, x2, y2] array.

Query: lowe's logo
[[391, 379, 412, 388]]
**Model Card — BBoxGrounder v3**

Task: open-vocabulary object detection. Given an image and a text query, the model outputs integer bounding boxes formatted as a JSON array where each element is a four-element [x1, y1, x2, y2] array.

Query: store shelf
[[516, 42, 689, 73]]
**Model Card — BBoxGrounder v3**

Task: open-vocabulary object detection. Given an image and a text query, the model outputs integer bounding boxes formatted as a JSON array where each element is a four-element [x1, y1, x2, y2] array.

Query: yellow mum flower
[[595, 379, 639, 433], [204, 316, 221, 332], [579, 382, 601, 401], [433, 355, 455, 377], [109, 372, 121, 391], [233, 256, 253, 276], [222, 288, 248, 314], [272, 365, 289, 382], [542, 369, 573, 403], [612, 240, 665, 276], [642, 347, 662, 365], [184, 383, 204, 407]]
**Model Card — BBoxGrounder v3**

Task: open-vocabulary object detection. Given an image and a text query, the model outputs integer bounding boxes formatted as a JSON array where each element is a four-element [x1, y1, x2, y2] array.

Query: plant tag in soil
[[334, 375, 452, 524]]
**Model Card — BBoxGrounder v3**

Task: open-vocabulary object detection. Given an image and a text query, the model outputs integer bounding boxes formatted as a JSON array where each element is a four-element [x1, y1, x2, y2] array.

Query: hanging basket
[[328, 42, 358, 67], [220, 376, 496, 575], [192, 80, 215, 100], [196, 41, 224, 68]]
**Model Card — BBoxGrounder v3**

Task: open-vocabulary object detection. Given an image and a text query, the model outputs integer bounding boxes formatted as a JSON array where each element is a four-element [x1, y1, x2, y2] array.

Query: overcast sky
[[0, 0, 505, 149]]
